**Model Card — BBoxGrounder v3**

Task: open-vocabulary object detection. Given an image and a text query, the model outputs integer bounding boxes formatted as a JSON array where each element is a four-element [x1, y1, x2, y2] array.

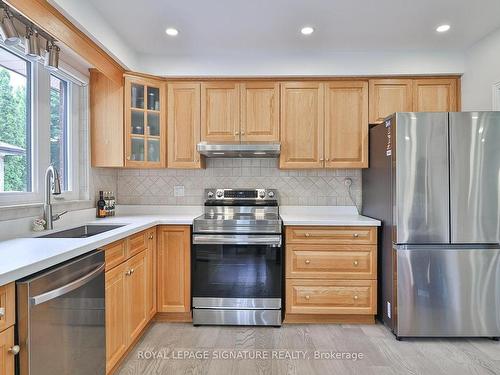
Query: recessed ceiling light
[[165, 28, 179, 36], [301, 26, 314, 35], [436, 24, 450, 33]]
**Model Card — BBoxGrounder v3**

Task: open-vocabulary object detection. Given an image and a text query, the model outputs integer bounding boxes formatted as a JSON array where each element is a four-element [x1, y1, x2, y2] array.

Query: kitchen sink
[[40, 224, 125, 238]]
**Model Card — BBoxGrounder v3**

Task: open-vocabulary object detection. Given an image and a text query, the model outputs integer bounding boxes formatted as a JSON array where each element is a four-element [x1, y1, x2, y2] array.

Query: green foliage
[[0, 68, 28, 192]]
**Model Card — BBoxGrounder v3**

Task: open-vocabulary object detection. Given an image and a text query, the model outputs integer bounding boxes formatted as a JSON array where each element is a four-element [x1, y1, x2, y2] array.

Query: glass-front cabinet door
[[124, 75, 166, 167]]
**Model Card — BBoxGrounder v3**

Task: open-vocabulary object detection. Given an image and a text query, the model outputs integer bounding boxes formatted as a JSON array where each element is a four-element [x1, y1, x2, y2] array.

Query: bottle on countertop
[[104, 191, 111, 217], [109, 191, 116, 216], [96, 191, 107, 218]]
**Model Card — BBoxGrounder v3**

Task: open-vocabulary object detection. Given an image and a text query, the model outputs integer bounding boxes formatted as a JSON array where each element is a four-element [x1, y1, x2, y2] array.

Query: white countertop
[[0, 206, 202, 285], [279, 206, 381, 226], [0, 205, 379, 285]]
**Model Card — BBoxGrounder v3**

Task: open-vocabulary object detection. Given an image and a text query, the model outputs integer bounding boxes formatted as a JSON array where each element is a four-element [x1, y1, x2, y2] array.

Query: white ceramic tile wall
[[117, 159, 362, 206]]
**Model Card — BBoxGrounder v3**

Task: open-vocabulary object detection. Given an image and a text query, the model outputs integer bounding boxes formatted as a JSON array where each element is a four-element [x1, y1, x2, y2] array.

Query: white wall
[[138, 50, 465, 77], [462, 27, 500, 110], [49, 0, 138, 71]]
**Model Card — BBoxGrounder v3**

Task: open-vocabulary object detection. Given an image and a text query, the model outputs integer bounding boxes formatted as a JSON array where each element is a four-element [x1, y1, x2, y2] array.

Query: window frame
[[0, 42, 88, 207]]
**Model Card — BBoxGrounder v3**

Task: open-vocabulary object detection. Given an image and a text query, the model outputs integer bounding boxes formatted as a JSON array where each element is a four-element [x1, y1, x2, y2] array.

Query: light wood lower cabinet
[[105, 262, 127, 373], [0, 283, 15, 332], [286, 279, 376, 315], [146, 228, 157, 319], [157, 226, 191, 313], [0, 326, 15, 375], [0, 283, 16, 375], [285, 226, 378, 323], [104, 229, 156, 374]]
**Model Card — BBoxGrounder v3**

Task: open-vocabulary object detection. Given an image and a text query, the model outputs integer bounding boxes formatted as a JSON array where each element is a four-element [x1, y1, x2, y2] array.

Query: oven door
[[191, 234, 282, 306]]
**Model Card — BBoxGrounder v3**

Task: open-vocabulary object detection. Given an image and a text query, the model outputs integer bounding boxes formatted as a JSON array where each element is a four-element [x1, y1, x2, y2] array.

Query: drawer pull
[[0, 307, 5, 317], [149, 234, 154, 239], [353, 233, 359, 238], [305, 295, 310, 300], [353, 260, 359, 266], [305, 233, 310, 237], [125, 270, 132, 276], [304, 259, 311, 265], [353, 295, 359, 300], [9, 345, 20, 355]]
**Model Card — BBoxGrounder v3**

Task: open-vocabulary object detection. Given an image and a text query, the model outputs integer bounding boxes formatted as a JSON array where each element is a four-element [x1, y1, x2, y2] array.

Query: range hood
[[197, 143, 280, 158]]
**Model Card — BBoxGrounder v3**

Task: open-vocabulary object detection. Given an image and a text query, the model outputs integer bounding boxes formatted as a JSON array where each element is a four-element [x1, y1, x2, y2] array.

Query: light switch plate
[[174, 185, 185, 197]]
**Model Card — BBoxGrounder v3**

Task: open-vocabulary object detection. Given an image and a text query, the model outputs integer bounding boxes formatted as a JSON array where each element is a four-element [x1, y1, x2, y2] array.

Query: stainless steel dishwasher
[[16, 250, 105, 375]]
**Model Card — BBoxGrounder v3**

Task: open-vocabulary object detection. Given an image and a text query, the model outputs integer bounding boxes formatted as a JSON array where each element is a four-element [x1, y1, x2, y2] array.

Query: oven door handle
[[192, 234, 282, 246]]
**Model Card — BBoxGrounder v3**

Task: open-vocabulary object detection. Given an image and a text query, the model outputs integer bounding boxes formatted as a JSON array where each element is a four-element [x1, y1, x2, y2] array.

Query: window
[[0, 41, 88, 207], [0, 46, 31, 193], [50, 74, 69, 191]]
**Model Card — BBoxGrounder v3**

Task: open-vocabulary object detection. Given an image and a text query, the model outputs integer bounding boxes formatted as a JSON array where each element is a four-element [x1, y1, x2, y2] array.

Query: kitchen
[[0, 0, 499, 374]]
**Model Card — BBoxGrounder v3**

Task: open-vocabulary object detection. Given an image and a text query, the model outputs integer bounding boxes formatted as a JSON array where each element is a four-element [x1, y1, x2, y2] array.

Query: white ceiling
[[52, 0, 500, 75]]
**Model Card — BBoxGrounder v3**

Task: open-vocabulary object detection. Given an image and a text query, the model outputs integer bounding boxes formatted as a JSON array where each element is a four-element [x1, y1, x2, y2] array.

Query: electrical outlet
[[174, 185, 185, 197]]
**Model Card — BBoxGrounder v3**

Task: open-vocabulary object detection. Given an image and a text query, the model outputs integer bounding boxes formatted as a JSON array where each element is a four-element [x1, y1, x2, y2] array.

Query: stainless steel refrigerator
[[363, 112, 500, 339]]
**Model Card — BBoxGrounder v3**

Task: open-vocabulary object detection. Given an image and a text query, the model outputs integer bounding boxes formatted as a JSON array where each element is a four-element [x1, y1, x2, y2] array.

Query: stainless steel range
[[192, 188, 283, 326]]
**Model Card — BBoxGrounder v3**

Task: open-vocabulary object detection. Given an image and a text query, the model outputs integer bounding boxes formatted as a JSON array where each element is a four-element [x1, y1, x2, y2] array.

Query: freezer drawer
[[396, 245, 500, 337]]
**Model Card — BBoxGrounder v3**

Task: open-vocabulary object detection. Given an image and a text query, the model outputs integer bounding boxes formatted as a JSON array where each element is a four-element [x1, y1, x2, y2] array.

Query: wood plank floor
[[116, 322, 500, 375]]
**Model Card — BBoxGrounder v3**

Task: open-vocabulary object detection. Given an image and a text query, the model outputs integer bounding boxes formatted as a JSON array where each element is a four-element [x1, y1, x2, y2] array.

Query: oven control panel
[[205, 188, 278, 201]]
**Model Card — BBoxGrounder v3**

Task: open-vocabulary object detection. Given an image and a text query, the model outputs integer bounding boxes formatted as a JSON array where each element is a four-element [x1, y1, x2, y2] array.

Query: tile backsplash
[[117, 159, 361, 206]]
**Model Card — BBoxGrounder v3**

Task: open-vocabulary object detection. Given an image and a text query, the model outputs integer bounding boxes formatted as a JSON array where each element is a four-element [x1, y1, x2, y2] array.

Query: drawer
[[286, 279, 376, 315], [0, 283, 15, 332], [286, 226, 377, 245], [128, 231, 148, 258], [286, 245, 376, 279], [104, 240, 127, 271]]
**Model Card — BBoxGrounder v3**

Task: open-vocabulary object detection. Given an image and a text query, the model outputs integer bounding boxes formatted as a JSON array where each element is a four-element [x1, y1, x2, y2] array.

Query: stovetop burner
[[193, 188, 281, 234]]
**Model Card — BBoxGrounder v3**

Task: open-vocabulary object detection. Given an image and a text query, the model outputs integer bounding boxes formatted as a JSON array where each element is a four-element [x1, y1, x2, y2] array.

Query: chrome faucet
[[44, 165, 67, 229]]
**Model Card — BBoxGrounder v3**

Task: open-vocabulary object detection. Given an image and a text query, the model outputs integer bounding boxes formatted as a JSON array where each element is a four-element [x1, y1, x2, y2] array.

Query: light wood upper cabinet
[[90, 69, 124, 167], [369, 79, 412, 124], [413, 78, 458, 112], [241, 82, 280, 142], [167, 82, 203, 168], [157, 226, 191, 313], [325, 81, 368, 168], [124, 75, 166, 168], [201, 82, 240, 142], [280, 82, 324, 169]]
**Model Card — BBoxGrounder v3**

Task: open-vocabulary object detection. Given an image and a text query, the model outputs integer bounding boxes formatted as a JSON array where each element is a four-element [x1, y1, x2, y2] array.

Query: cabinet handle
[[305, 233, 310, 237], [0, 307, 5, 317], [326, 158, 330, 161], [305, 295, 310, 300], [241, 131, 245, 135], [235, 131, 240, 135], [320, 158, 324, 161], [130, 268, 135, 274], [8, 345, 20, 355], [125, 270, 132, 276], [304, 259, 311, 265], [353, 295, 359, 300], [353, 233, 359, 238], [149, 235, 154, 240], [353, 260, 359, 266]]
